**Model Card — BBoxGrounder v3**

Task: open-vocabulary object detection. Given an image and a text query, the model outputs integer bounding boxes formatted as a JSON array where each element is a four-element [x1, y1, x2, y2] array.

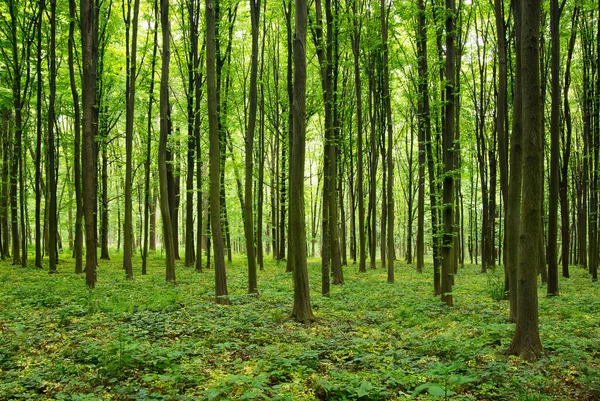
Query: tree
[[207, 0, 230, 304], [123, 0, 141, 279], [441, 0, 456, 306], [416, 0, 430, 275], [34, 0, 44, 269], [142, 0, 159, 276], [546, 0, 562, 296], [381, 0, 394, 284], [507, 0, 543, 361], [244, 0, 260, 294], [68, 0, 83, 275], [290, 0, 314, 324], [159, 0, 176, 283], [351, 0, 366, 273], [47, 0, 57, 273], [81, 0, 99, 287]]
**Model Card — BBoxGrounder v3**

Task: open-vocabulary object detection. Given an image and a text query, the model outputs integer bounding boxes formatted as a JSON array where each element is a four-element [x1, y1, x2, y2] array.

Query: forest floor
[[0, 251, 598, 400]]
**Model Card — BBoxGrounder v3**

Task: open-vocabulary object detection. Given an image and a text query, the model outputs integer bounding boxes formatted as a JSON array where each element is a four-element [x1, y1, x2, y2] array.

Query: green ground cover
[[0, 252, 598, 400]]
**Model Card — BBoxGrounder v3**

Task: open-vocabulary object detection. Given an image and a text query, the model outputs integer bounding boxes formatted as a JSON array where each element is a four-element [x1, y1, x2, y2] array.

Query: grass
[[0, 250, 598, 400]]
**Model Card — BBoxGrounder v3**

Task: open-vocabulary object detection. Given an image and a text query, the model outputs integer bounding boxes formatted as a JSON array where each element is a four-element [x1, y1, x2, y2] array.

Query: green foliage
[[485, 272, 507, 302], [0, 255, 598, 400]]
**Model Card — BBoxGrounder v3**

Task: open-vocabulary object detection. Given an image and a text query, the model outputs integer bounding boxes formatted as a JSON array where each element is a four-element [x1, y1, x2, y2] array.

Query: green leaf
[[449, 374, 477, 385], [426, 385, 448, 397], [411, 383, 432, 397], [356, 381, 373, 398]]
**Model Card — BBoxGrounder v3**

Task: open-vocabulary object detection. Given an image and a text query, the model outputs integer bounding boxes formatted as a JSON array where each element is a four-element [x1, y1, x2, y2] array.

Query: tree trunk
[[507, 0, 543, 361], [546, 0, 561, 295], [68, 0, 83, 274], [207, 0, 230, 303], [159, 0, 176, 283], [441, 0, 456, 306], [48, 0, 58, 273], [81, 0, 99, 287], [290, 0, 314, 323], [506, 0, 524, 323], [416, 0, 428, 274], [352, 0, 366, 273], [381, 0, 394, 283], [560, 7, 578, 279], [35, 0, 45, 269], [244, 0, 259, 294], [124, 0, 141, 279], [143, 0, 159, 275]]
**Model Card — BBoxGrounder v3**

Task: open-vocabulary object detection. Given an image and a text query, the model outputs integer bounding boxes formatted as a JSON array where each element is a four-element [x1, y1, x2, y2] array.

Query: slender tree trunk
[[560, 7, 578, 279], [159, 0, 176, 282], [123, 0, 141, 279], [143, 0, 159, 275], [2, 119, 10, 260], [194, 9, 205, 273], [207, 0, 230, 303], [69, 0, 83, 274], [381, 0, 394, 283], [35, 0, 45, 269], [48, 0, 58, 273], [441, 0, 456, 305], [547, 0, 561, 295], [244, 0, 260, 294], [416, 0, 428, 274], [81, 0, 99, 287], [256, 3, 266, 271], [351, 0, 366, 273], [185, 0, 200, 268], [100, 136, 109, 260]]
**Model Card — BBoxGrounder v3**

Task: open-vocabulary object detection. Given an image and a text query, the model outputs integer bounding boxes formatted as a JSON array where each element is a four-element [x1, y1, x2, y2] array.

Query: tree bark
[[441, 0, 456, 305], [546, 0, 561, 295], [143, 0, 159, 275], [207, 0, 230, 303], [159, 0, 176, 283], [81, 0, 99, 287], [290, 0, 314, 323], [123, 0, 141, 279], [35, 0, 45, 269], [48, 0, 58, 273], [244, 0, 259, 294], [507, 0, 543, 361], [381, 0, 394, 283]]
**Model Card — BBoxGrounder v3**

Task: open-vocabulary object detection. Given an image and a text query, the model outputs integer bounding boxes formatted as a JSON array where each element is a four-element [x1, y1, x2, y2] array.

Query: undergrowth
[[0, 250, 598, 400]]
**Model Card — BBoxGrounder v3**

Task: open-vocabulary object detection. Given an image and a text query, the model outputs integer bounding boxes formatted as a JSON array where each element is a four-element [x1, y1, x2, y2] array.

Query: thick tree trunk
[[507, 0, 543, 361], [290, 0, 313, 323]]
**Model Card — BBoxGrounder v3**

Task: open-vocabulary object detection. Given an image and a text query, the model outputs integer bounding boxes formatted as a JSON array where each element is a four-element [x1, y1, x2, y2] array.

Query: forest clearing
[[0, 255, 598, 400]]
